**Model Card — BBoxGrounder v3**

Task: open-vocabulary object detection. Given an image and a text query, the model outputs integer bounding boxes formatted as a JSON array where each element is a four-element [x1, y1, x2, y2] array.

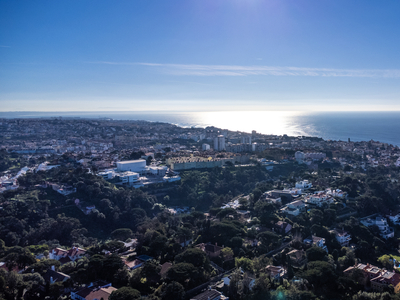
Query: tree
[[378, 255, 394, 270], [111, 228, 133, 241], [221, 247, 234, 261], [166, 263, 196, 285], [306, 247, 327, 262], [235, 257, 253, 272], [174, 248, 209, 269], [109, 287, 141, 300], [161, 282, 185, 300]]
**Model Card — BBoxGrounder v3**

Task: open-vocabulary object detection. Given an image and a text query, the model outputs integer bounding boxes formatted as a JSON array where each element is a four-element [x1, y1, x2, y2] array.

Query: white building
[[360, 215, 394, 239], [303, 235, 328, 252], [295, 180, 312, 190], [330, 228, 352, 246], [305, 191, 334, 207], [295, 151, 305, 163], [148, 166, 168, 176], [116, 160, 146, 173], [98, 170, 113, 180], [214, 135, 226, 151], [241, 135, 252, 144], [202, 143, 211, 151], [116, 171, 140, 184], [281, 200, 306, 216]]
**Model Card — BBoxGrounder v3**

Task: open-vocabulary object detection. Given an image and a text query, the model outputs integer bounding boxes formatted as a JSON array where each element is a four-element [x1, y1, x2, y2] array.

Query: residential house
[[265, 265, 286, 280], [287, 249, 307, 267], [43, 268, 70, 284], [303, 235, 328, 252], [344, 263, 400, 293], [124, 255, 154, 270], [330, 228, 351, 246], [360, 215, 394, 239], [274, 221, 292, 234], [71, 283, 116, 300], [190, 288, 228, 300], [197, 243, 223, 258], [159, 262, 172, 279], [295, 180, 312, 190], [281, 200, 305, 216], [49, 247, 86, 264], [305, 192, 334, 207]]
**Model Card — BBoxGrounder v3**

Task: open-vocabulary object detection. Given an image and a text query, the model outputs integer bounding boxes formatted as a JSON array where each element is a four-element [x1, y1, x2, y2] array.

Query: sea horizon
[[1, 110, 400, 146]]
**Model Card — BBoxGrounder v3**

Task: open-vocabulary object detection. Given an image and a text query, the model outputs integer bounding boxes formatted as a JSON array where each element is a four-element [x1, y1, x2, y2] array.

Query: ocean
[[1, 111, 400, 146]]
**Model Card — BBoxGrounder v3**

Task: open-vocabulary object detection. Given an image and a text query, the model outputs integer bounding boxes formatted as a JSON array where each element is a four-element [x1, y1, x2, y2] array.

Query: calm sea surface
[[2, 111, 400, 146]]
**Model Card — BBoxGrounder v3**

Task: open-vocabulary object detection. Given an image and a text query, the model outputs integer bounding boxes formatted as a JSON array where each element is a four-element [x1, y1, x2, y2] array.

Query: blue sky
[[1, 0, 400, 112]]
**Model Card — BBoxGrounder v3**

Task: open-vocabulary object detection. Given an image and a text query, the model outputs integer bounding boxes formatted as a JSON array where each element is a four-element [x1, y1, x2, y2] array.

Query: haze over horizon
[[1, 0, 400, 112]]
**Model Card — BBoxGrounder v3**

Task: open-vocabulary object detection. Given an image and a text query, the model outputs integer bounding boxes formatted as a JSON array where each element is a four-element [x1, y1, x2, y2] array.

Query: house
[[43, 268, 70, 284], [124, 259, 144, 270], [49, 247, 86, 264], [287, 249, 307, 267], [262, 192, 282, 205], [159, 262, 172, 279], [305, 192, 334, 207], [387, 213, 400, 225], [344, 263, 400, 293], [223, 271, 256, 290], [176, 236, 192, 248], [197, 243, 223, 258], [360, 215, 394, 239], [124, 255, 154, 270], [303, 235, 328, 252], [190, 288, 228, 300], [330, 228, 351, 246], [0, 262, 25, 274], [71, 284, 116, 300], [274, 221, 292, 234], [265, 265, 286, 280], [281, 200, 305, 216], [295, 180, 312, 190]]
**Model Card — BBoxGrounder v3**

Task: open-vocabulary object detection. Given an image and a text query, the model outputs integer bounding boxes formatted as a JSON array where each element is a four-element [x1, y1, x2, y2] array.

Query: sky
[[1, 0, 400, 112]]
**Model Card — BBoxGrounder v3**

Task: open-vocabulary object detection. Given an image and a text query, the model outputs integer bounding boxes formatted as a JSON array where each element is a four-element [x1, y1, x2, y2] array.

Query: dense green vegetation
[[2, 149, 400, 300]]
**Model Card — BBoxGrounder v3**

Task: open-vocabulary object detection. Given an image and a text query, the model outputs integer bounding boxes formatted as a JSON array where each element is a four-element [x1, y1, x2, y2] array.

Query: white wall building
[[202, 143, 211, 151], [214, 135, 226, 151], [360, 215, 394, 239], [116, 160, 146, 173], [295, 180, 312, 190]]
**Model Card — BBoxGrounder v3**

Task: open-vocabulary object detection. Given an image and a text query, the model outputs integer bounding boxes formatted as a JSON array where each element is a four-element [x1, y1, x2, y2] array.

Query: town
[[1, 117, 400, 300]]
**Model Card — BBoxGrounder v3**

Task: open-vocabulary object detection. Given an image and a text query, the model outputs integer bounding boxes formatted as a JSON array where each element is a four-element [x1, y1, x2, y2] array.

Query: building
[[274, 221, 292, 234], [344, 263, 400, 293], [214, 135, 226, 151], [241, 135, 252, 144], [116, 160, 146, 172], [330, 228, 351, 246], [166, 155, 250, 171], [116, 171, 140, 184], [49, 247, 86, 264], [303, 236, 328, 252], [265, 265, 286, 280], [191, 288, 228, 300], [281, 200, 306, 216], [360, 215, 394, 239], [202, 143, 211, 151], [295, 151, 305, 163], [196, 243, 223, 258], [305, 192, 334, 207], [295, 180, 312, 190], [71, 283, 116, 300], [43, 268, 70, 284], [287, 249, 307, 267]]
